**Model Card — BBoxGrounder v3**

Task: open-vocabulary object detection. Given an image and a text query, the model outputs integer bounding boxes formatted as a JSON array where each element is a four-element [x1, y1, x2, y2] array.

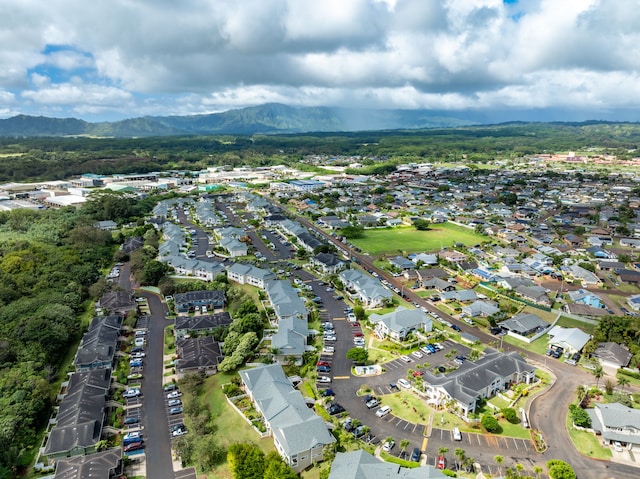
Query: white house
[[369, 307, 432, 341]]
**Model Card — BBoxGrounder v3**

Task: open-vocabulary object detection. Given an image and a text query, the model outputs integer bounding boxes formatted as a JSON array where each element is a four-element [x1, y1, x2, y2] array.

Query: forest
[[0, 193, 158, 478], [1, 121, 640, 183]]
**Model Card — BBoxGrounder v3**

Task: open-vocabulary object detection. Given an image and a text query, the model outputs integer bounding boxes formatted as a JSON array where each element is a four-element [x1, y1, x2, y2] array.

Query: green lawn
[[556, 315, 597, 335], [566, 415, 612, 460], [200, 372, 276, 479], [351, 223, 485, 255]]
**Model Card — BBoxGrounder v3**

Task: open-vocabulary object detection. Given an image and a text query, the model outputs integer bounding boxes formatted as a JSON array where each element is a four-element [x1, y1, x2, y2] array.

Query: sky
[[1, 0, 639, 122]]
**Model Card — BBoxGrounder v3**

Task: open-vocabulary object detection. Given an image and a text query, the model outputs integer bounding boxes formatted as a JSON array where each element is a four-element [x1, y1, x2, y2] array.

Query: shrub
[[481, 413, 501, 433], [568, 404, 591, 428], [501, 407, 518, 424]]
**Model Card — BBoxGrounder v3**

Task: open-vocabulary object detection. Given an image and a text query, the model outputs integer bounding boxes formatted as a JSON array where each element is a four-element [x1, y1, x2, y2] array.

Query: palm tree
[[454, 447, 466, 470], [533, 465, 543, 478], [618, 376, 630, 392], [438, 446, 449, 456], [593, 364, 604, 388], [494, 455, 504, 477], [399, 439, 410, 456], [515, 463, 525, 477]]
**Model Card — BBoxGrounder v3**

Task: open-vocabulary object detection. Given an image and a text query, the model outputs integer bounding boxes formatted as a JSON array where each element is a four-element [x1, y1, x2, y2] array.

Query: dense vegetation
[[0, 207, 114, 476], [1, 121, 640, 182]]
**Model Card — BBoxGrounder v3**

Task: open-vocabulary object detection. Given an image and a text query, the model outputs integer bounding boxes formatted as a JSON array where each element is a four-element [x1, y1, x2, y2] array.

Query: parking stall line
[[512, 438, 519, 450], [522, 440, 529, 452], [411, 423, 419, 433], [403, 422, 411, 431]]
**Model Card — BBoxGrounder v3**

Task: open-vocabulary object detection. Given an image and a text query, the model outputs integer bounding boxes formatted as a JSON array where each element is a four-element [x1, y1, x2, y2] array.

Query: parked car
[[382, 440, 395, 452], [123, 431, 142, 444], [412, 370, 424, 377], [317, 361, 331, 367], [124, 416, 140, 425], [366, 398, 380, 409], [375, 405, 391, 417], [123, 441, 144, 452], [321, 388, 334, 397], [437, 455, 447, 469], [169, 406, 184, 415], [167, 390, 182, 399], [411, 350, 423, 359], [324, 335, 337, 341], [411, 448, 421, 463], [317, 365, 331, 373], [451, 324, 462, 332], [453, 427, 462, 441], [323, 346, 335, 354], [327, 403, 345, 415], [172, 425, 188, 437], [397, 378, 411, 389], [400, 355, 413, 363], [129, 359, 143, 367], [123, 388, 141, 399], [167, 399, 182, 407], [318, 376, 332, 383]]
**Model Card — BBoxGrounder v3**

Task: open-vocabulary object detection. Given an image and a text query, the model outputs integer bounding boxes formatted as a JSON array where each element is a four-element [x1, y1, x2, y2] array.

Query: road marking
[[333, 376, 350, 380], [333, 317, 346, 320], [421, 437, 428, 451], [513, 438, 519, 450]]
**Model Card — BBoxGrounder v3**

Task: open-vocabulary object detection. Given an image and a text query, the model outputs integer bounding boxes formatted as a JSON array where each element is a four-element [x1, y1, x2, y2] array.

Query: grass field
[[351, 223, 486, 255]]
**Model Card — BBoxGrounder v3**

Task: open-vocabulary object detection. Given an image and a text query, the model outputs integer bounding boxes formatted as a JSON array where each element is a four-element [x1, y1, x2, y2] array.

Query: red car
[[353, 331, 364, 337], [124, 441, 144, 452], [437, 456, 447, 469], [317, 361, 331, 367], [412, 370, 424, 377], [350, 322, 360, 327]]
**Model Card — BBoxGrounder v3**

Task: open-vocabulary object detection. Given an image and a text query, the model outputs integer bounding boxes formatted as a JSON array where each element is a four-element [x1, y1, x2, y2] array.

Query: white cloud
[[0, 0, 638, 119]]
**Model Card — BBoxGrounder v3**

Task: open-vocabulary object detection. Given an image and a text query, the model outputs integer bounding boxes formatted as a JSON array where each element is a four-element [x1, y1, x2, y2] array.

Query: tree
[[568, 404, 591, 428], [593, 364, 604, 388], [413, 219, 431, 230], [482, 413, 501, 433], [501, 407, 519, 424], [346, 347, 368, 364], [546, 460, 576, 479], [227, 443, 265, 479], [399, 439, 410, 455], [617, 376, 630, 392], [454, 447, 466, 466], [263, 451, 297, 479], [494, 455, 504, 477]]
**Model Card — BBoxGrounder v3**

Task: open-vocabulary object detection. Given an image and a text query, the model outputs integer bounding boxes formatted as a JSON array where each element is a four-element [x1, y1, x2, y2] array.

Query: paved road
[[280, 203, 639, 478]]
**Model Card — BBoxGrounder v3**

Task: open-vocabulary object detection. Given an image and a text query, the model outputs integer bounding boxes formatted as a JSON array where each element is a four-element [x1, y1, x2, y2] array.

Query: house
[[514, 285, 551, 307], [165, 255, 226, 281], [421, 277, 456, 292], [74, 315, 122, 371], [412, 253, 439, 266], [97, 291, 136, 315], [175, 336, 223, 378], [328, 450, 448, 479], [498, 313, 549, 337], [564, 303, 609, 317], [219, 236, 248, 257], [271, 317, 309, 364], [627, 294, 640, 311], [369, 307, 432, 341], [389, 256, 415, 270], [174, 312, 233, 339], [587, 402, 640, 449], [44, 369, 111, 460], [239, 364, 335, 472], [462, 300, 500, 318], [440, 289, 477, 303], [227, 262, 276, 289], [173, 290, 226, 314], [339, 270, 393, 308], [567, 289, 603, 309], [421, 348, 536, 417], [53, 448, 122, 479], [439, 250, 467, 263], [592, 342, 633, 370], [416, 267, 449, 281], [561, 264, 601, 286], [297, 232, 325, 252], [618, 270, 640, 286], [311, 253, 346, 274], [547, 326, 591, 354], [265, 280, 308, 321]]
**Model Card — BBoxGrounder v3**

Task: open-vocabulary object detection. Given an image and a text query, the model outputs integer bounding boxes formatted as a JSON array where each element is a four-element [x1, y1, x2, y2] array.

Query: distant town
[[9, 152, 640, 479]]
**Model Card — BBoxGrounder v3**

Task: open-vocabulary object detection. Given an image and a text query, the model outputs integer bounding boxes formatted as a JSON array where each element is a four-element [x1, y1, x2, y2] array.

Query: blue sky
[[1, 0, 639, 122]]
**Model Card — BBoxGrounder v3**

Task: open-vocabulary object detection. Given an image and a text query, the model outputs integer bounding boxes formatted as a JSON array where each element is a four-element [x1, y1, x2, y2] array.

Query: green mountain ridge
[[0, 104, 476, 137]]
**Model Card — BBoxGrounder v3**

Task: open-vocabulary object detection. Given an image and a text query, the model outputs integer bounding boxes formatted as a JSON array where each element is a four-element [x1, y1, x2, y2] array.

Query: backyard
[[350, 223, 485, 255]]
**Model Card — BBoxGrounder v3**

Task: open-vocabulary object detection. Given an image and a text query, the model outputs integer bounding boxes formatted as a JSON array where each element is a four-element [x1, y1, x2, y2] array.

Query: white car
[[397, 378, 411, 389], [400, 355, 413, 363], [376, 405, 391, 417], [382, 440, 395, 452], [324, 335, 337, 341], [123, 431, 141, 441], [323, 346, 335, 354], [317, 376, 332, 383], [167, 391, 182, 399], [123, 388, 141, 398], [134, 337, 145, 347], [411, 351, 423, 359]]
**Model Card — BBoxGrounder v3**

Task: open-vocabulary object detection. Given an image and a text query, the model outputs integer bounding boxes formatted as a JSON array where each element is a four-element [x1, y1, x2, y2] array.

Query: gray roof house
[[389, 256, 415, 270], [440, 289, 477, 303], [339, 269, 393, 308], [369, 307, 432, 341], [227, 262, 276, 289], [219, 236, 248, 257], [44, 369, 111, 460], [175, 336, 223, 378], [462, 300, 500, 318], [421, 277, 456, 292], [74, 315, 122, 371], [593, 342, 633, 370], [97, 291, 136, 315], [587, 402, 640, 447], [311, 253, 346, 274], [271, 317, 309, 364], [173, 290, 226, 313], [266, 280, 308, 321], [514, 285, 552, 307], [53, 448, 122, 479], [174, 312, 233, 339], [547, 326, 591, 354], [165, 255, 226, 281], [421, 348, 536, 417], [498, 313, 549, 337], [239, 364, 335, 472], [328, 450, 448, 479]]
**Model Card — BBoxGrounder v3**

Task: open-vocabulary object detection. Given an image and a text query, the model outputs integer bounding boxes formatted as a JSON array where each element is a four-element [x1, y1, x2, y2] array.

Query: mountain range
[[0, 103, 480, 138]]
